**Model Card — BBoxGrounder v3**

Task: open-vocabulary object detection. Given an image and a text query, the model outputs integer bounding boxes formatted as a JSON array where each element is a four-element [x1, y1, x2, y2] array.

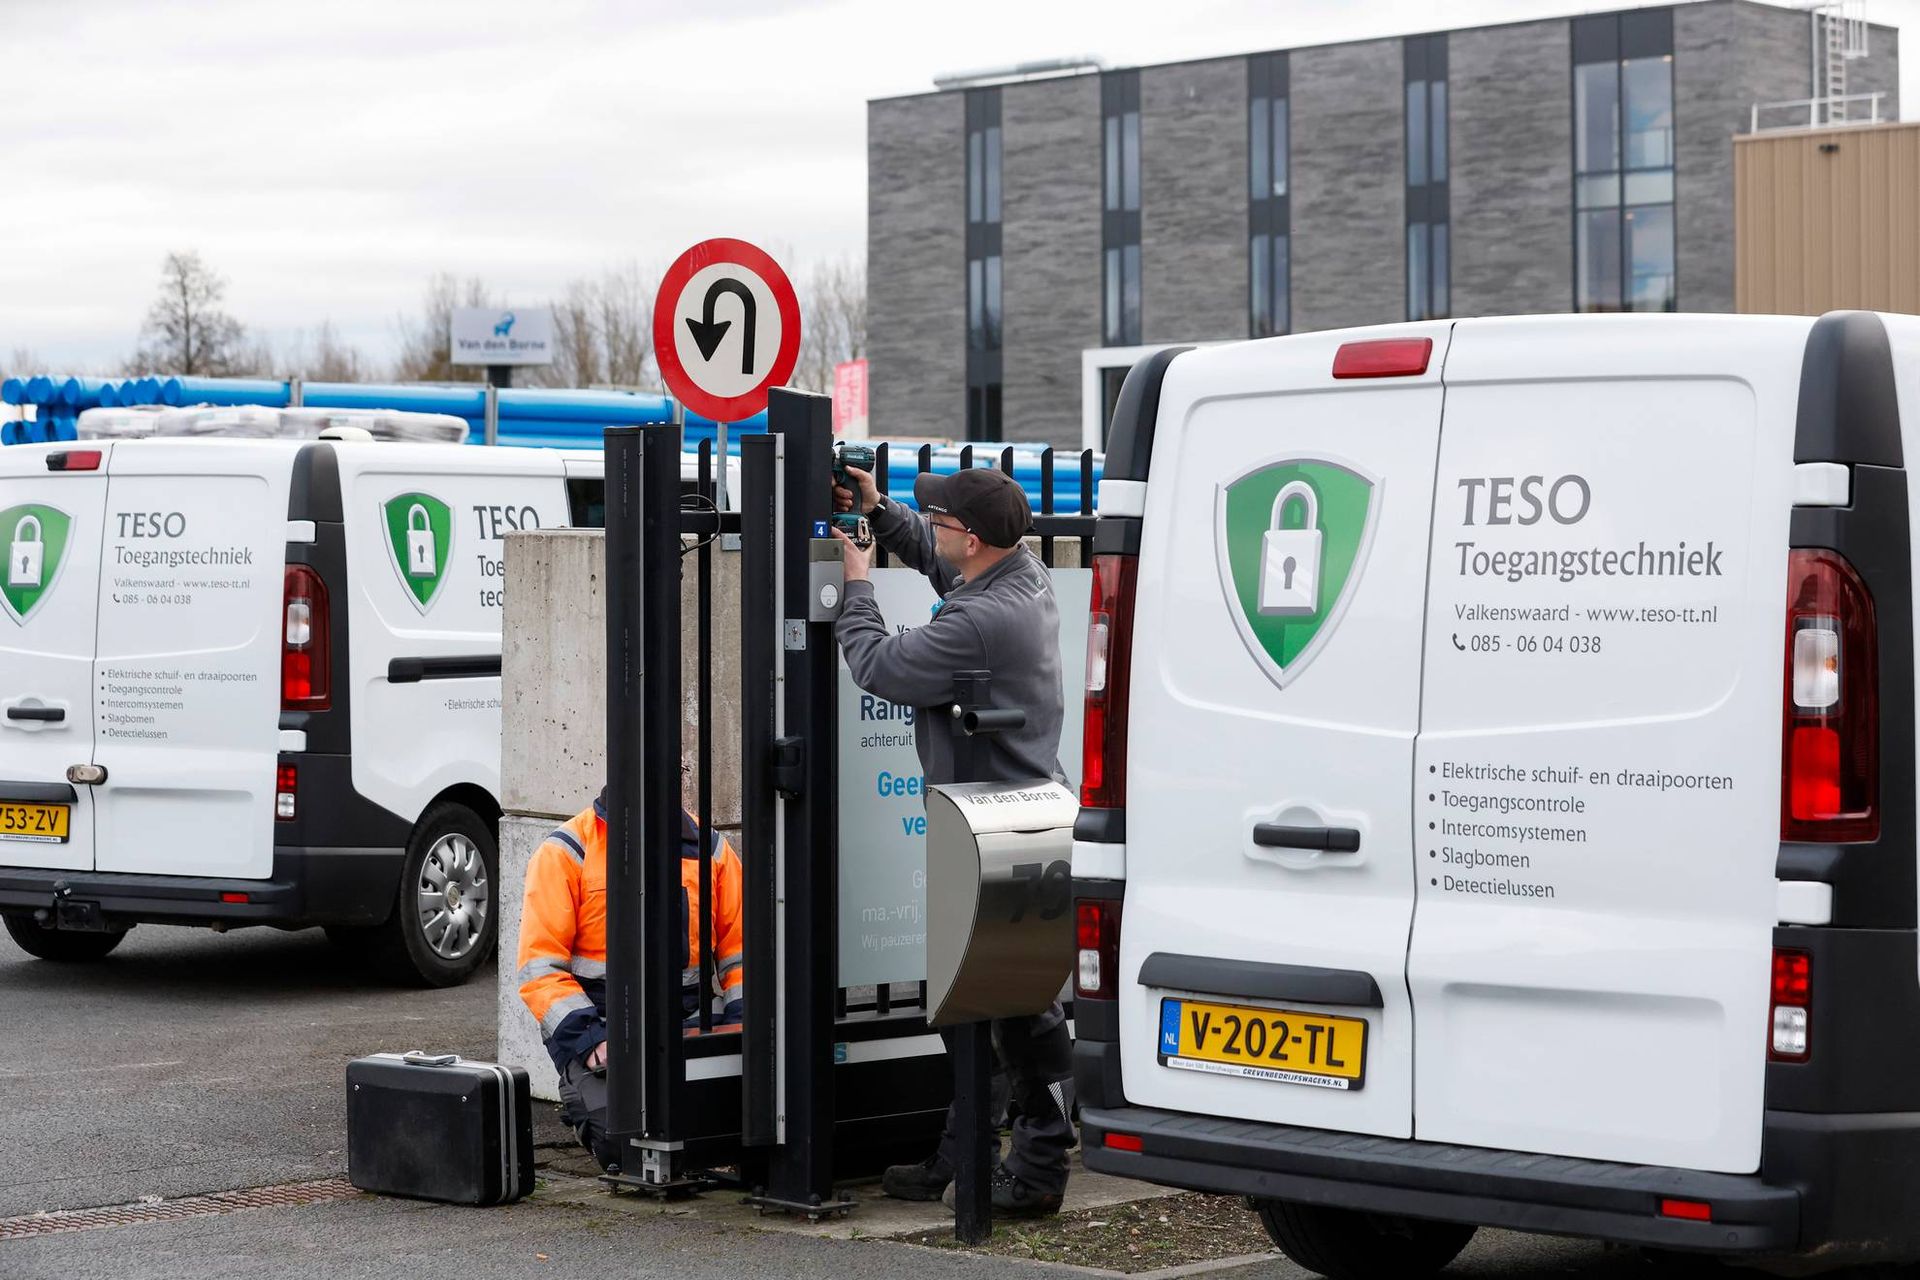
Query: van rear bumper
[[1080, 1105, 1800, 1255], [0, 846, 402, 929]]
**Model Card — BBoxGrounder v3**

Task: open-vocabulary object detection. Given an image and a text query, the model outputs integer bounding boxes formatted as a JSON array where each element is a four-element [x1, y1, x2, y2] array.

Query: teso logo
[[1215, 457, 1379, 688], [382, 492, 453, 613], [0, 504, 72, 625]]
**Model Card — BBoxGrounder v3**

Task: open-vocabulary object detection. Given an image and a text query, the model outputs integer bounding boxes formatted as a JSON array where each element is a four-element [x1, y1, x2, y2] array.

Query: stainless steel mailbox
[[924, 780, 1080, 1026]]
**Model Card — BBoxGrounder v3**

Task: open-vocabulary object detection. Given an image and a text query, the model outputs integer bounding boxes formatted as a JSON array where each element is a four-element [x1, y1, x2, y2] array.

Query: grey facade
[[867, 1, 1900, 446]]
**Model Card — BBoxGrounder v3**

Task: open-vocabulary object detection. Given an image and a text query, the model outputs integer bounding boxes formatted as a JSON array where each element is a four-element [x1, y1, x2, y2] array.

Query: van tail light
[[1082, 554, 1139, 809], [1770, 947, 1812, 1062], [1333, 337, 1433, 379], [1076, 897, 1123, 999], [276, 764, 298, 821], [1660, 1199, 1713, 1222], [1782, 549, 1877, 842], [282, 565, 331, 712], [46, 450, 102, 471]]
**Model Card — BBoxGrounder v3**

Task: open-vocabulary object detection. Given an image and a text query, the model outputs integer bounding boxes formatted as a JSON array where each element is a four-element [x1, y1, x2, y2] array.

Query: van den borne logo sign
[[450, 307, 554, 367], [0, 503, 71, 624], [1215, 457, 1379, 688], [382, 492, 453, 614], [653, 239, 802, 423]]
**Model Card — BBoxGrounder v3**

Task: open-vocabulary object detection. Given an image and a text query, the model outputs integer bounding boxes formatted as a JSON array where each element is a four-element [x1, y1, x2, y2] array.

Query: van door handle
[[1253, 823, 1361, 853], [6, 707, 64, 723]]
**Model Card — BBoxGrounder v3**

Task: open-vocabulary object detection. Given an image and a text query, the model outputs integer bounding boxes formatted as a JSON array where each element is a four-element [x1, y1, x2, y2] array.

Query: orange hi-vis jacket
[[516, 794, 745, 1070]]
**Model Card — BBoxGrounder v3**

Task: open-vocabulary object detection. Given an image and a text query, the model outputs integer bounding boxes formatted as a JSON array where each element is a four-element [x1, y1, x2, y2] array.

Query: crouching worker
[[516, 787, 744, 1172]]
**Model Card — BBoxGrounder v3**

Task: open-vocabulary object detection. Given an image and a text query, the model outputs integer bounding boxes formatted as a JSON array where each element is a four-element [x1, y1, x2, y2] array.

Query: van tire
[[369, 803, 498, 988], [3, 913, 129, 962], [1252, 1200, 1475, 1280]]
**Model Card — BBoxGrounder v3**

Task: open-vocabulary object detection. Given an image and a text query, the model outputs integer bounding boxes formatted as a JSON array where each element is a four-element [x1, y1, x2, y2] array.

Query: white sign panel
[[836, 565, 1091, 989], [450, 307, 554, 367]]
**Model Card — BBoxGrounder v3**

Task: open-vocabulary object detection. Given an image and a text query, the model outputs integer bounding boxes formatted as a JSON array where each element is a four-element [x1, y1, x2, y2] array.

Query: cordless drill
[[831, 442, 876, 549]]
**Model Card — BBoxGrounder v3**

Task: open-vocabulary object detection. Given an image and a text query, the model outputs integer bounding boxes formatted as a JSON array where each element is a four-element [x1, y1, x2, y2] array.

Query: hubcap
[[416, 833, 489, 961]]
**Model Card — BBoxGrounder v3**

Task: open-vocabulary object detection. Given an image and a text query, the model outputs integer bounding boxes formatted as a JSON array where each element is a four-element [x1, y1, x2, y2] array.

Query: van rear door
[[92, 442, 288, 879], [1120, 326, 1451, 1139], [0, 445, 110, 872], [1410, 316, 1807, 1173]]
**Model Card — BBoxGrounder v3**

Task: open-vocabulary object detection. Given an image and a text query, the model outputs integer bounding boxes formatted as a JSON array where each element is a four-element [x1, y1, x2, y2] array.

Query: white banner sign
[[836, 565, 1091, 989], [450, 307, 554, 367]]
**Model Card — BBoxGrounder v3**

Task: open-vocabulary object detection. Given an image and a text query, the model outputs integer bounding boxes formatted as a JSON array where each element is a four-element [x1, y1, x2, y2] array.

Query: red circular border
[[652, 238, 802, 423]]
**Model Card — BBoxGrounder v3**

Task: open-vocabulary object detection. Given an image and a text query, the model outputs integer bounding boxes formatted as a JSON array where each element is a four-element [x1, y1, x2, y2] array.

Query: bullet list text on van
[[1452, 474, 1723, 585]]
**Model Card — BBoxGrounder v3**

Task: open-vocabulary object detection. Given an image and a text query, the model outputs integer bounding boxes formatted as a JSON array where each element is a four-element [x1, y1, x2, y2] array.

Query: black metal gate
[[597, 390, 1098, 1209]]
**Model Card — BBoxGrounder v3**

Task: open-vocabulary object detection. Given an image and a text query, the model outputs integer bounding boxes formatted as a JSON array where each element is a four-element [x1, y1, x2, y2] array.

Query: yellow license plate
[[1159, 997, 1368, 1091], [0, 802, 69, 843]]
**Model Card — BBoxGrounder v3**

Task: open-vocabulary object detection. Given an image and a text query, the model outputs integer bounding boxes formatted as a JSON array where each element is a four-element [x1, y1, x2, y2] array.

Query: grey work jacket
[[833, 497, 1065, 787]]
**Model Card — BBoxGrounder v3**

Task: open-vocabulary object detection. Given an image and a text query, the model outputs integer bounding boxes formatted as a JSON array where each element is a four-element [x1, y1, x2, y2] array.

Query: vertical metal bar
[[949, 671, 994, 1245], [483, 383, 499, 448], [998, 446, 1014, 476], [961, 444, 974, 472], [698, 438, 714, 1035], [1081, 449, 1096, 563], [873, 440, 890, 569], [761, 388, 840, 1208], [740, 434, 778, 1148], [603, 427, 646, 1142], [915, 439, 933, 1015], [1040, 447, 1056, 567], [640, 424, 687, 1142]]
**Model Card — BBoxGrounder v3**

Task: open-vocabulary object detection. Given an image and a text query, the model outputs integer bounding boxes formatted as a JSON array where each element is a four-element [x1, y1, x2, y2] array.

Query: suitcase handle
[[401, 1051, 460, 1067]]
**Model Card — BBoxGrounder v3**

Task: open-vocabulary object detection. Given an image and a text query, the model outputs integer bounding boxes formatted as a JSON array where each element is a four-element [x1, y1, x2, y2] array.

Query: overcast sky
[[6, 0, 1915, 375]]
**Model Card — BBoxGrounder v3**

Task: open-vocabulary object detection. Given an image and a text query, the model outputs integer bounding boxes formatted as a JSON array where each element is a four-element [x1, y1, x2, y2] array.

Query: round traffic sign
[[652, 238, 802, 423]]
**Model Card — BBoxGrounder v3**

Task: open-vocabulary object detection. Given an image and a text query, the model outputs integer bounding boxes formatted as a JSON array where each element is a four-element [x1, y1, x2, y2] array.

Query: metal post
[[740, 432, 779, 1149], [483, 383, 499, 447], [948, 671, 997, 1244], [603, 427, 646, 1144]]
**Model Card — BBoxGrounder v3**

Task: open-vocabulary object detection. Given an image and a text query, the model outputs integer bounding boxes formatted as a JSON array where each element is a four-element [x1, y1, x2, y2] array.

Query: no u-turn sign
[[653, 238, 803, 422]]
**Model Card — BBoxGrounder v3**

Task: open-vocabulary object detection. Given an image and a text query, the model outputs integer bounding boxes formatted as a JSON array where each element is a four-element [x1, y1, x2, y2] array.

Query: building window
[[1572, 10, 1675, 313], [1406, 34, 1449, 320], [1102, 70, 1142, 347], [965, 87, 1002, 439], [1248, 52, 1289, 337]]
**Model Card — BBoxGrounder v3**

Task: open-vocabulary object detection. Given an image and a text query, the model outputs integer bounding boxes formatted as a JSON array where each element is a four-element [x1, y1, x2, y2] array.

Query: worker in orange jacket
[[517, 786, 744, 1172]]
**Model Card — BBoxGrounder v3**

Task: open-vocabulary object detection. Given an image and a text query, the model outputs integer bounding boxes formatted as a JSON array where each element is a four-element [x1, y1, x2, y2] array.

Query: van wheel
[[3, 913, 129, 962], [371, 803, 497, 988], [1253, 1199, 1475, 1280]]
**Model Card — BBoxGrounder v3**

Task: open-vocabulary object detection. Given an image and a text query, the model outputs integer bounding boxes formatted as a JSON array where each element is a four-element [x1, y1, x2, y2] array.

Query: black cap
[[914, 468, 1032, 548]]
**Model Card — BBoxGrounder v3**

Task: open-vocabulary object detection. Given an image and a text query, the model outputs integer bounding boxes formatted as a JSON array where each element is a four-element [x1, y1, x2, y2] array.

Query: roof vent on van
[[316, 426, 376, 442]]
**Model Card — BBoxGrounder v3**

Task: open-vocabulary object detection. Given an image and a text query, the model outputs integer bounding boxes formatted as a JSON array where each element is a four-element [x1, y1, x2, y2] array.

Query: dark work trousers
[[557, 1057, 621, 1173], [936, 1002, 1075, 1194]]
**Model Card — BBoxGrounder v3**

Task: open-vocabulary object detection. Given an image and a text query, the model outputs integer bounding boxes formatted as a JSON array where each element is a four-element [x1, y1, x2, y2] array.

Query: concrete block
[[498, 813, 561, 1102]]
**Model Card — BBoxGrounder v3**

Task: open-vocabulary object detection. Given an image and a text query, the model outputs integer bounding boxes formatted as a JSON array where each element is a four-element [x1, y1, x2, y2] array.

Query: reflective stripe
[[716, 950, 743, 971], [516, 957, 571, 985], [571, 957, 607, 980], [539, 992, 595, 1036], [548, 829, 587, 865], [681, 966, 701, 987], [721, 981, 744, 1001]]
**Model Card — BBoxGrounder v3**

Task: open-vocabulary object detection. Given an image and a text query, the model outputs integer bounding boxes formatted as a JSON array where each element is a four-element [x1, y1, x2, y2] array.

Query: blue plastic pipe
[[161, 376, 291, 408]]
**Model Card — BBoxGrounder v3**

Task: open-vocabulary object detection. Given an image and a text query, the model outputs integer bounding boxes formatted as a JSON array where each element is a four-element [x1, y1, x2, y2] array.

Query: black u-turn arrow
[[685, 278, 757, 375]]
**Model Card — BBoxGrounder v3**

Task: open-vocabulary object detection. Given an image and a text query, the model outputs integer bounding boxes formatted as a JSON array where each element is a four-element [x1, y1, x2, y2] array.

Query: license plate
[[0, 802, 69, 843], [1159, 997, 1368, 1091]]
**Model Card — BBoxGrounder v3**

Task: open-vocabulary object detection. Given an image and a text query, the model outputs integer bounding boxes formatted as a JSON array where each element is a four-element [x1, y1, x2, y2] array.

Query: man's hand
[[586, 1041, 608, 1071], [833, 525, 873, 582], [834, 465, 879, 515]]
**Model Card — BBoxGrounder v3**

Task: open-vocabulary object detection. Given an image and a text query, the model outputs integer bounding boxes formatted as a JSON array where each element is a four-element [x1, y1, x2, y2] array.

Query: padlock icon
[[9, 515, 44, 589], [405, 504, 437, 578], [1258, 481, 1322, 617]]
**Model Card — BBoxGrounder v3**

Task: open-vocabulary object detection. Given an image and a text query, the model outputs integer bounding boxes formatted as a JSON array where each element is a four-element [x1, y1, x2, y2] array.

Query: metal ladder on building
[[1816, 1, 1870, 125]]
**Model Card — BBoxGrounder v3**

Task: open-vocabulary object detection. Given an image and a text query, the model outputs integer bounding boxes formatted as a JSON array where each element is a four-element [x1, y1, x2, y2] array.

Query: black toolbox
[[346, 1051, 534, 1205]]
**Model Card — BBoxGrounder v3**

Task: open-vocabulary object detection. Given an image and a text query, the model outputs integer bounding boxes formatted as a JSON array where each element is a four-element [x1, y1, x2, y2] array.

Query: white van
[[1073, 311, 1920, 1273], [0, 437, 643, 984]]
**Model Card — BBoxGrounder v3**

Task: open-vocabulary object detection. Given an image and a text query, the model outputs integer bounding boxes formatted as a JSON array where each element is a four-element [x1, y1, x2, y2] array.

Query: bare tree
[[789, 255, 866, 394], [391, 273, 494, 383], [277, 320, 369, 382], [129, 250, 248, 376], [5, 347, 47, 379], [535, 263, 657, 389]]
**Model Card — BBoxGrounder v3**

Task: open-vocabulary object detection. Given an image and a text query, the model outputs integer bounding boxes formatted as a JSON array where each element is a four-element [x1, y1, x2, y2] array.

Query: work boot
[[940, 1165, 1064, 1218], [881, 1152, 952, 1202]]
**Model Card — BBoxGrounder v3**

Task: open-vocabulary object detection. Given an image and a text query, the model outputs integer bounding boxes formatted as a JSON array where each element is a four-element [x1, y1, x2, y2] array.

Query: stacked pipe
[[2, 374, 1103, 507]]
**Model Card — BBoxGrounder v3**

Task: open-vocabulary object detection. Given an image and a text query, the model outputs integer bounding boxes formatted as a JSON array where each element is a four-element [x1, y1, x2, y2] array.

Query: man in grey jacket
[[832, 463, 1074, 1218]]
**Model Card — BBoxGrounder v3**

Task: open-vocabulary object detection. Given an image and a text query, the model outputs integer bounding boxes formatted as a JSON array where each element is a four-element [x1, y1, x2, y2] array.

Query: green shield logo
[[382, 492, 453, 613], [1215, 457, 1380, 687], [0, 504, 72, 625]]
